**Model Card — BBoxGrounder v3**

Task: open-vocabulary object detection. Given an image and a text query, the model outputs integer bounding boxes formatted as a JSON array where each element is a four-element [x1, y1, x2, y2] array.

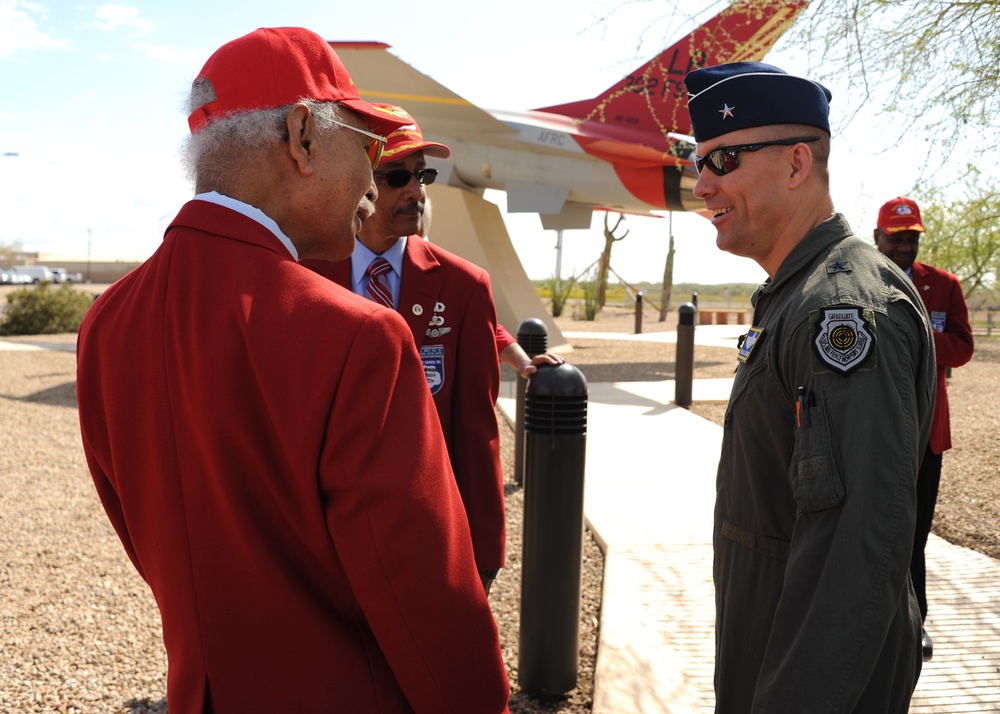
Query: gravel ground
[[0, 333, 601, 713], [1, 302, 995, 713]]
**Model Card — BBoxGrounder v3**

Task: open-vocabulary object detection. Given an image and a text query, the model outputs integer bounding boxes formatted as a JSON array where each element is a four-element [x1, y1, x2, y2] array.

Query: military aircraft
[[330, 0, 807, 230]]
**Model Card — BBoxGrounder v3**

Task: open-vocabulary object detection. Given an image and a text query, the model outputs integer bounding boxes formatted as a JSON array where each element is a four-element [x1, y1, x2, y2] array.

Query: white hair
[[181, 77, 346, 188]]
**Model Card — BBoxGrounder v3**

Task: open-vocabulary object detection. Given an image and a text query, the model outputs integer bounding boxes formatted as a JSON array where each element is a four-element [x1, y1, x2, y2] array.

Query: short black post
[[519, 363, 587, 696], [675, 303, 696, 408], [515, 318, 548, 486], [634, 291, 644, 334]]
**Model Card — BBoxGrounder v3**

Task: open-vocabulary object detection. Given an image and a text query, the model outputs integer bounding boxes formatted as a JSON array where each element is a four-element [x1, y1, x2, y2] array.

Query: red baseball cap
[[877, 196, 926, 234], [187, 27, 408, 138], [373, 104, 451, 162]]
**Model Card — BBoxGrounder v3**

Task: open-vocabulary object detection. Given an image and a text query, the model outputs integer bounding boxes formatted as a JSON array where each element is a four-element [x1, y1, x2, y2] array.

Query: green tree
[[0, 239, 24, 266], [917, 169, 1000, 298], [789, 0, 1000, 159]]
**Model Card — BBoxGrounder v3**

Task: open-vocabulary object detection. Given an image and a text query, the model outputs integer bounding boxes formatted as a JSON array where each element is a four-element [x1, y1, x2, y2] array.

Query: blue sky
[[1, 0, 931, 285]]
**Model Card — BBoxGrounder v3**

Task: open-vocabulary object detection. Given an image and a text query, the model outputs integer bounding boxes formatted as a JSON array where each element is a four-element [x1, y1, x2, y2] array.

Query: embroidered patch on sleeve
[[812, 307, 876, 375], [826, 258, 852, 274]]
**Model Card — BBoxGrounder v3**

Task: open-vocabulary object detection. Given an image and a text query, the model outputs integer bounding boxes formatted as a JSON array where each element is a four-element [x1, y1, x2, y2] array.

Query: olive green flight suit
[[714, 214, 935, 713]]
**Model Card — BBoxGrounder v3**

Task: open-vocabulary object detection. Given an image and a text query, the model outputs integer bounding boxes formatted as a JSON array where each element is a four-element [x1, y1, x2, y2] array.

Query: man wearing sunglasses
[[76, 29, 510, 712], [304, 104, 507, 597], [685, 62, 935, 713]]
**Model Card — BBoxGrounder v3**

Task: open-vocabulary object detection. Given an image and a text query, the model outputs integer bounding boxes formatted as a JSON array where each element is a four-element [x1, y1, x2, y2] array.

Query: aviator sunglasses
[[373, 167, 439, 188], [694, 136, 820, 176], [329, 118, 386, 168]]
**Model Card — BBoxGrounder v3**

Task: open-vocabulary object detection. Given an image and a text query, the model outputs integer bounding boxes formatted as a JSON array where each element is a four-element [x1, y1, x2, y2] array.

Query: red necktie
[[366, 257, 394, 308]]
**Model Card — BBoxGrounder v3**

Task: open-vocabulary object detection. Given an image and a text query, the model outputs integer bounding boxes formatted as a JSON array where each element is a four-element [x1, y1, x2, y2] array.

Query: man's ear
[[787, 143, 813, 189], [285, 103, 317, 176]]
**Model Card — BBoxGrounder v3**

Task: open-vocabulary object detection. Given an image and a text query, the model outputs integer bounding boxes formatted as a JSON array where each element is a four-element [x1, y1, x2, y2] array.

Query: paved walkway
[[499, 325, 1000, 714]]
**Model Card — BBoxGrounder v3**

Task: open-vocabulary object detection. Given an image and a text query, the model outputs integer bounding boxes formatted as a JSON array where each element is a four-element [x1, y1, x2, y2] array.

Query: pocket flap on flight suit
[[789, 395, 845, 513]]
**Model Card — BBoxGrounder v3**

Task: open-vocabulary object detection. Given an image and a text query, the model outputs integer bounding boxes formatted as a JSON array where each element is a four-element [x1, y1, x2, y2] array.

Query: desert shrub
[[0, 282, 94, 335], [547, 273, 577, 318], [580, 270, 599, 321]]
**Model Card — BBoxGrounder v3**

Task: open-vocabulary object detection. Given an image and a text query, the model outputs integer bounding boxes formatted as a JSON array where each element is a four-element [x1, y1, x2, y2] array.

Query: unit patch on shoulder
[[812, 307, 875, 375]]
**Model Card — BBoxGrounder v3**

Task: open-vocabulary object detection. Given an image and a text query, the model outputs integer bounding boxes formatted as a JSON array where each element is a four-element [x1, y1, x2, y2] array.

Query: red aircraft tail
[[534, 0, 807, 145]]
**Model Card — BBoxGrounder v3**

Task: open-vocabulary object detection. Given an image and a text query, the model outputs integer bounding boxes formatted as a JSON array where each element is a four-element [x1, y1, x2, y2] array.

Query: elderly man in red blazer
[[77, 28, 510, 713], [875, 196, 975, 660], [303, 105, 507, 595]]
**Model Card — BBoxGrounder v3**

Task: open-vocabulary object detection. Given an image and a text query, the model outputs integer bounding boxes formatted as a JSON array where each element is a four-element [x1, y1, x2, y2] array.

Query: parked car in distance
[[9, 266, 54, 283], [1, 268, 33, 284]]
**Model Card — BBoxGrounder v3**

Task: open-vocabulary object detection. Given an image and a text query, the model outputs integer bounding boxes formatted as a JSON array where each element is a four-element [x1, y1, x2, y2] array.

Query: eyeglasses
[[693, 136, 821, 176], [329, 118, 386, 168], [373, 168, 439, 188]]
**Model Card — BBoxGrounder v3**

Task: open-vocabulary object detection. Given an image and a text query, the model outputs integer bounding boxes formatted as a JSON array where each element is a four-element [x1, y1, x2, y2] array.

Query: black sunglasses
[[373, 167, 439, 188], [694, 136, 821, 176]]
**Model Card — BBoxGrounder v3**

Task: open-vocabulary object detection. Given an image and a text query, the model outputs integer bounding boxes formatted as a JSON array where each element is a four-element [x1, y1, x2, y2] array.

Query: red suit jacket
[[911, 261, 974, 453], [77, 200, 509, 713], [305, 237, 506, 571]]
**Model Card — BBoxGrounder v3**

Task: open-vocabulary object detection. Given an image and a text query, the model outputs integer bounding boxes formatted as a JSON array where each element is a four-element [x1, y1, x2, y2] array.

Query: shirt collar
[[193, 191, 298, 260], [351, 235, 407, 285]]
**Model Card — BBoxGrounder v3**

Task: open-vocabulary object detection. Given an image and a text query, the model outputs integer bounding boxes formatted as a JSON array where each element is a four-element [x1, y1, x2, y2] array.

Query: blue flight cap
[[684, 62, 832, 142]]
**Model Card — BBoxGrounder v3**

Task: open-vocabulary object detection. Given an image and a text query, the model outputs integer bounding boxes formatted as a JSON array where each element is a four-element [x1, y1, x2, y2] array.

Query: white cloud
[[0, 0, 70, 59], [92, 4, 155, 36]]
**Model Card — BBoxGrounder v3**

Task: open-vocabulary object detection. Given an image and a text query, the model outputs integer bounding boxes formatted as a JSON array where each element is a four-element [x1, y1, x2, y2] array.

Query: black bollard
[[675, 303, 696, 408], [515, 318, 549, 486], [634, 291, 643, 334], [519, 363, 587, 696]]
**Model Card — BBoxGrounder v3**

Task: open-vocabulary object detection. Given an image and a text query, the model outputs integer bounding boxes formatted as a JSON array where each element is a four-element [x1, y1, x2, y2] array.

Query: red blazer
[[911, 261, 975, 453], [305, 238, 506, 571], [77, 201, 509, 713]]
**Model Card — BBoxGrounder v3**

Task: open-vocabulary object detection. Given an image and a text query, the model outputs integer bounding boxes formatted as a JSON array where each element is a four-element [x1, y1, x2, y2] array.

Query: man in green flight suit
[[684, 62, 935, 713]]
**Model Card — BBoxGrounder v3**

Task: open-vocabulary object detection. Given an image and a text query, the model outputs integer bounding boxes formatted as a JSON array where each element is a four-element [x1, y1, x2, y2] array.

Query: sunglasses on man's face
[[693, 136, 821, 176], [328, 118, 386, 169], [373, 167, 439, 188]]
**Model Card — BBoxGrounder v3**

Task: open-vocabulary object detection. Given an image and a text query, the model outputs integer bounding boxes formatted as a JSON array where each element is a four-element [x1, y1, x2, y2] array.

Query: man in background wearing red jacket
[[304, 105, 510, 595], [875, 196, 975, 661]]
